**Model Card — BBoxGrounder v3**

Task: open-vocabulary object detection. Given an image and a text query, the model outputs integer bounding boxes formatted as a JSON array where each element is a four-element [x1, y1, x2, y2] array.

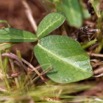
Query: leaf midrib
[[38, 43, 89, 73], [37, 15, 64, 37]]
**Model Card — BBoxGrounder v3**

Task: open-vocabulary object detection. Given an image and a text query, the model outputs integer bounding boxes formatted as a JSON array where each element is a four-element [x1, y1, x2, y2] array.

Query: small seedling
[[0, 12, 93, 83]]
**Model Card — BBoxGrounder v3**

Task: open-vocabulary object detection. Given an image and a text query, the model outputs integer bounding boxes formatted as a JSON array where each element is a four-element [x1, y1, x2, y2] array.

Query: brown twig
[[2, 53, 45, 82], [32, 67, 52, 83], [22, 0, 37, 32], [88, 52, 103, 58], [9, 59, 20, 88], [22, 58, 45, 81], [0, 87, 7, 93], [2, 53, 27, 72], [88, 52, 103, 77]]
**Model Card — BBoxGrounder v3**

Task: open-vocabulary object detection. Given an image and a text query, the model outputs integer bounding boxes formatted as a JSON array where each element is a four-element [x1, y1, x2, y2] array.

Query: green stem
[[82, 39, 97, 49], [95, 13, 103, 53], [0, 52, 10, 91]]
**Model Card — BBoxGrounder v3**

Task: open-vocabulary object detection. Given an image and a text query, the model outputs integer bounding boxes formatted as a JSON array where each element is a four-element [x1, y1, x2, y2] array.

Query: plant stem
[[9, 59, 20, 89], [0, 52, 10, 91], [95, 13, 103, 53], [82, 39, 97, 49]]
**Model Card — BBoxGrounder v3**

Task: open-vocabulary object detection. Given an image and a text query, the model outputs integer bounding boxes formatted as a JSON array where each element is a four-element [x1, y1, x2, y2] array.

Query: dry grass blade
[[22, 0, 37, 32], [2, 53, 45, 82]]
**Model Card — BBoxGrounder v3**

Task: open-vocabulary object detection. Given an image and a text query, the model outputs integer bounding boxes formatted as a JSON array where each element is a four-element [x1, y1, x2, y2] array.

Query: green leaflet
[[36, 12, 65, 38], [0, 28, 37, 42], [34, 35, 93, 83], [61, 0, 83, 28]]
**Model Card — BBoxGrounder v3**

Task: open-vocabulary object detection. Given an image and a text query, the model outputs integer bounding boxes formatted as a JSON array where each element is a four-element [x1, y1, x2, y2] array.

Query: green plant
[[0, 11, 93, 84], [1, 0, 103, 102]]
